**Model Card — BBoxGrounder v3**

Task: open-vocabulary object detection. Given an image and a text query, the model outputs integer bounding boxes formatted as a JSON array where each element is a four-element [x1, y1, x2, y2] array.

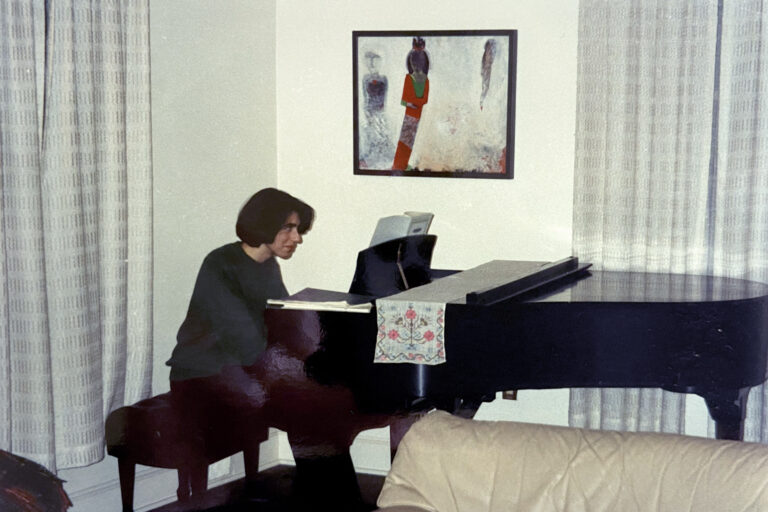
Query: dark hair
[[407, 37, 429, 75], [236, 188, 315, 247]]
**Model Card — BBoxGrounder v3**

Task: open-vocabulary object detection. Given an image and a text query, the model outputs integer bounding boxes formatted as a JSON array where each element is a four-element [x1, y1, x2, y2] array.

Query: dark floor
[[149, 465, 385, 512]]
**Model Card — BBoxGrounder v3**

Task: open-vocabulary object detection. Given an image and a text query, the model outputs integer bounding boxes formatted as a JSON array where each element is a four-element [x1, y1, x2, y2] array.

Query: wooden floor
[[149, 465, 385, 511]]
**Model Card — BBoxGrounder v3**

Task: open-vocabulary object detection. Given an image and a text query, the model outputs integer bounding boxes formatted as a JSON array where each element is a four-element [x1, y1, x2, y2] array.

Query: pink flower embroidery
[[423, 331, 435, 341], [388, 329, 400, 340], [405, 308, 417, 320]]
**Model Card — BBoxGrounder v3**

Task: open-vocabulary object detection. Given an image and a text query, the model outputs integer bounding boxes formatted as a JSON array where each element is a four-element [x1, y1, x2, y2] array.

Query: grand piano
[[265, 234, 768, 445]]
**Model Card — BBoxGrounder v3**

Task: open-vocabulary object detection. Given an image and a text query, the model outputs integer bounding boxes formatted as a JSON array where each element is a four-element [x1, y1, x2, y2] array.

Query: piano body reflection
[[264, 235, 768, 449]]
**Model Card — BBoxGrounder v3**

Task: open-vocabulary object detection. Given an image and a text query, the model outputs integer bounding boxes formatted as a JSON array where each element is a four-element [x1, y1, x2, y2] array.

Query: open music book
[[267, 288, 374, 313]]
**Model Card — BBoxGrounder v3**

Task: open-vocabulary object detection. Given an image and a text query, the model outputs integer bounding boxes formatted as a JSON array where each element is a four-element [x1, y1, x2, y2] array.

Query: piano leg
[[291, 448, 365, 511], [389, 413, 425, 461], [437, 394, 496, 419], [700, 387, 750, 441]]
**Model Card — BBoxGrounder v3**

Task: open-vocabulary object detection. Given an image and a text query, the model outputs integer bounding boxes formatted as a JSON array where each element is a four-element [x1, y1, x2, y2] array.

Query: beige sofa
[[376, 411, 768, 512]]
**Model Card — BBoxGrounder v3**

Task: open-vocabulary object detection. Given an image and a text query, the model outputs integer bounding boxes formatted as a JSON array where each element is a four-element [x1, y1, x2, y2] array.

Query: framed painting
[[353, 30, 517, 179]]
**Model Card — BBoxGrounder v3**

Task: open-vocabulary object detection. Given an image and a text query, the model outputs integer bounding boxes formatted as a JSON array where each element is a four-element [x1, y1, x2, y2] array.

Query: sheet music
[[267, 287, 374, 313], [267, 298, 372, 313]]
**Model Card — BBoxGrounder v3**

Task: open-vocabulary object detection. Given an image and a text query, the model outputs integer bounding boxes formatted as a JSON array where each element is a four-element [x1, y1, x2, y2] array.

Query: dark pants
[[169, 365, 267, 487]]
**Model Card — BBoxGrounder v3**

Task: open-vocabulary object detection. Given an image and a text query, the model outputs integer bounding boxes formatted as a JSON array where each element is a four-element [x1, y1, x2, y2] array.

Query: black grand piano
[[264, 234, 768, 446]]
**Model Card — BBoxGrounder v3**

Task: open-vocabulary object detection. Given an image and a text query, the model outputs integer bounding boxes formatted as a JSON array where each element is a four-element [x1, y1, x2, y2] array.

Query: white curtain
[[571, 0, 768, 440], [713, 0, 768, 442], [0, 0, 153, 470]]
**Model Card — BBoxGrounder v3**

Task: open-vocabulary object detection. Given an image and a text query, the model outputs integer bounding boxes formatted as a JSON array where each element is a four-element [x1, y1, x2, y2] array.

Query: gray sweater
[[167, 242, 288, 380]]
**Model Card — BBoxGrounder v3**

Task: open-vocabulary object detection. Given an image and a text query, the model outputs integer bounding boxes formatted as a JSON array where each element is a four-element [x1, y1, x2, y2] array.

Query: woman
[[166, 187, 314, 498]]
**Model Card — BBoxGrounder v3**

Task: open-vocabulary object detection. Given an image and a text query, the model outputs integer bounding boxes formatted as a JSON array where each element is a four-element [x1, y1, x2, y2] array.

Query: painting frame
[[353, 29, 517, 179]]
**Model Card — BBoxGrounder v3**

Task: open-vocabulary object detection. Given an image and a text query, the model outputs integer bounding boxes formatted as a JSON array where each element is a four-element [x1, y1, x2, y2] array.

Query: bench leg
[[190, 464, 208, 497], [177, 463, 208, 503], [117, 458, 135, 512], [176, 467, 190, 502], [243, 444, 260, 483], [243, 427, 268, 481]]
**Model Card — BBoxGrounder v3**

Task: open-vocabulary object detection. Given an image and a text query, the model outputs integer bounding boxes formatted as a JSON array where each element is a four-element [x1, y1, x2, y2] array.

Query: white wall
[[274, 0, 578, 292], [151, 0, 279, 394], [274, 0, 580, 431]]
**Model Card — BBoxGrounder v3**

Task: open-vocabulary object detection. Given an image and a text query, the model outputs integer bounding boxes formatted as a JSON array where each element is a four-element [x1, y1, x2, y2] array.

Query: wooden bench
[[105, 393, 265, 511]]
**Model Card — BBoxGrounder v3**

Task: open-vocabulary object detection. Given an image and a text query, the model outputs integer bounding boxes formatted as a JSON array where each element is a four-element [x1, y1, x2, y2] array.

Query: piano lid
[[374, 258, 585, 365], [380, 258, 584, 305], [566, 270, 768, 303], [379, 258, 768, 305]]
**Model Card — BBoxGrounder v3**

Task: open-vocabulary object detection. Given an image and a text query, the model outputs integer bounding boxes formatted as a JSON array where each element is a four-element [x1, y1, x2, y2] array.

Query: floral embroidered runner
[[374, 260, 548, 365], [374, 300, 447, 364]]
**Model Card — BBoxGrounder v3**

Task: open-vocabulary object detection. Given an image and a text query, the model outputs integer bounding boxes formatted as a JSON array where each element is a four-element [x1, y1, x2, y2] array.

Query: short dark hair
[[236, 188, 315, 247], [407, 37, 429, 75]]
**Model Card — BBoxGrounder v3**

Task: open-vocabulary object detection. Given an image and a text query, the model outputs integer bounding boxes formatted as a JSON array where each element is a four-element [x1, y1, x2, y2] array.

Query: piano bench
[[105, 392, 265, 512]]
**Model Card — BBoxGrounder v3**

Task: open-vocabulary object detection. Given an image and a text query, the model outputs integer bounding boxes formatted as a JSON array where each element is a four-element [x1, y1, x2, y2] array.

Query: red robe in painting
[[392, 75, 429, 170]]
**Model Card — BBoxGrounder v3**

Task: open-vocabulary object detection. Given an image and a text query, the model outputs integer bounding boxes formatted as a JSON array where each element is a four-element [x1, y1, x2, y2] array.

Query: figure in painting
[[392, 37, 430, 171], [360, 51, 392, 169], [480, 38, 497, 110], [478, 37, 506, 172]]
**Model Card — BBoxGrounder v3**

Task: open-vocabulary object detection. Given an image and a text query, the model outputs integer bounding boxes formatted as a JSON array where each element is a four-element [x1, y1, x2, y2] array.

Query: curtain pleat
[[713, 0, 768, 442], [0, 0, 152, 471], [1, 0, 55, 469], [570, 0, 719, 434], [571, 0, 768, 440]]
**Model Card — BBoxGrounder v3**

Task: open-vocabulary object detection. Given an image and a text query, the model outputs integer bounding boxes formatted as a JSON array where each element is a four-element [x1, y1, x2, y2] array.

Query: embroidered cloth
[[374, 260, 548, 365], [374, 300, 446, 364]]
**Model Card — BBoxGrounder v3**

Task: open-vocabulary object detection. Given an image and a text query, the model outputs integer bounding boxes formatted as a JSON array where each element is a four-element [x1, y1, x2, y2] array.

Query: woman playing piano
[[165, 187, 314, 499]]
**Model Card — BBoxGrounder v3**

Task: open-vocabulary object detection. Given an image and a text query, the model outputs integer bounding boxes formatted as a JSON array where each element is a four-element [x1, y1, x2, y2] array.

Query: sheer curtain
[[570, 0, 768, 439], [713, 0, 768, 442], [0, 0, 153, 471]]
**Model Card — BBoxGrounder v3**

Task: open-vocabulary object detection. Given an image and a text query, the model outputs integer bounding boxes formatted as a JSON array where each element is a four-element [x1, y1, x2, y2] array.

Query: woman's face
[[266, 211, 303, 259]]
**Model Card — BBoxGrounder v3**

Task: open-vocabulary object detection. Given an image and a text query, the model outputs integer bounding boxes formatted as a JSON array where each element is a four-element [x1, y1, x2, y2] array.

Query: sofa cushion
[[377, 411, 768, 512]]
